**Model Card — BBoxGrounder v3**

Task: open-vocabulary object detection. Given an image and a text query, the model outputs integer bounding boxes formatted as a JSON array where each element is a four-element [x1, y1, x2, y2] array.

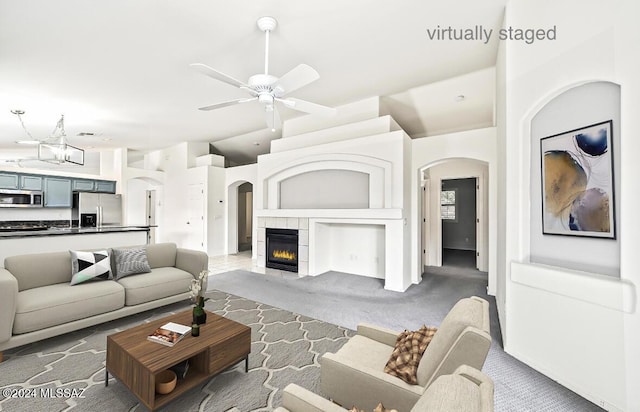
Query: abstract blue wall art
[[540, 120, 615, 239]]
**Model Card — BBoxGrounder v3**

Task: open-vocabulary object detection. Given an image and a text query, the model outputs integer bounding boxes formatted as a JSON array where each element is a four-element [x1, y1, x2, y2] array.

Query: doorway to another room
[[237, 182, 253, 252], [441, 178, 477, 270]]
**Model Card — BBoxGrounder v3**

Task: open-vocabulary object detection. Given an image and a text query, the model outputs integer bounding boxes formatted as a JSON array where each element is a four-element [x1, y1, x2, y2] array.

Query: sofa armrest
[[277, 383, 345, 412], [0, 268, 19, 344], [424, 325, 492, 387], [453, 365, 494, 412], [470, 296, 491, 333], [320, 352, 423, 412], [454, 364, 488, 385], [357, 323, 399, 347], [175, 248, 208, 278]]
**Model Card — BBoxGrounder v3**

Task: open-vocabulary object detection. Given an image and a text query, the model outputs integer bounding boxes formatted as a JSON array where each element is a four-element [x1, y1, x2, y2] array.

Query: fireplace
[[266, 228, 298, 272]]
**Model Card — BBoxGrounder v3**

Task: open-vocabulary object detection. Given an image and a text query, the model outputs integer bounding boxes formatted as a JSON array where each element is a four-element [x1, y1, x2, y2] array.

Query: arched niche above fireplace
[[262, 154, 392, 210]]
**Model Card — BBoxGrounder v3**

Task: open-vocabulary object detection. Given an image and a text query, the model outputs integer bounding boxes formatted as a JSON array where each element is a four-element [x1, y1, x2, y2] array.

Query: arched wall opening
[[418, 158, 489, 273], [227, 179, 254, 255]]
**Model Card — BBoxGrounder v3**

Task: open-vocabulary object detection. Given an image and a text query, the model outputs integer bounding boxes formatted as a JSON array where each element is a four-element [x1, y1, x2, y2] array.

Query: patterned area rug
[[0, 290, 354, 411]]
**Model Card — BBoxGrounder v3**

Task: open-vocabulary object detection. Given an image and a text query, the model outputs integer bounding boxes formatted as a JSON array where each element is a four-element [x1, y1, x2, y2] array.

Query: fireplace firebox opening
[[266, 228, 299, 272]]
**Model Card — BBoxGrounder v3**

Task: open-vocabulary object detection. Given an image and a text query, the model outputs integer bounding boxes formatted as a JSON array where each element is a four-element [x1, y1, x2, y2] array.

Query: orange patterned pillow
[[384, 325, 438, 384]]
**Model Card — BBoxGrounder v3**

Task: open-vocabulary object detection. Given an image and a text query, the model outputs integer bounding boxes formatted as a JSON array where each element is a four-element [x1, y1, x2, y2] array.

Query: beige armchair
[[274, 365, 494, 412], [320, 296, 491, 412]]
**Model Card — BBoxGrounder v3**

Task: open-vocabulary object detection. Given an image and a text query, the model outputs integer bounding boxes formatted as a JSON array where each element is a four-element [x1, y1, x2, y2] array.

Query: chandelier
[[11, 109, 85, 165]]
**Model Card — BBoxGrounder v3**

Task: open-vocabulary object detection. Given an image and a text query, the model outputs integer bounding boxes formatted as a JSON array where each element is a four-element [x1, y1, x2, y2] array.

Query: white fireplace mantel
[[255, 208, 403, 219]]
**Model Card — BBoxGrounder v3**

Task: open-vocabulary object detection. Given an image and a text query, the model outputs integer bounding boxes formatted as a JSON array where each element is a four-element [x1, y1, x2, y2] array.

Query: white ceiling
[[0, 1, 505, 164]]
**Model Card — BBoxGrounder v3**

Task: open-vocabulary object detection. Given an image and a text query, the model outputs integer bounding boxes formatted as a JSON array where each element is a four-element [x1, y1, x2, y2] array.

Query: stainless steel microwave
[[0, 189, 44, 207]]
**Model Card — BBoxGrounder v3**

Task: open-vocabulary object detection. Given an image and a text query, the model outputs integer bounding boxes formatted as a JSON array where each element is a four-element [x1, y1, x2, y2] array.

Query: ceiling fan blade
[[272, 64, 319, 95], [198, 97, 257, 111], [265, 104, 281, 131], [190, 63, 248, 89], [277, 97, 336, 116]]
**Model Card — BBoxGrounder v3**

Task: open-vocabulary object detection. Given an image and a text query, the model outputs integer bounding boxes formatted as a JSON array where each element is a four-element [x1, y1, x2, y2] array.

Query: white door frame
[[421, 180, 430, 268]]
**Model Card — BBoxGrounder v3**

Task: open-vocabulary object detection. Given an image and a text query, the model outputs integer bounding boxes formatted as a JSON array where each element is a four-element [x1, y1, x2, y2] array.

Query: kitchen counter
[[0, 227, 153, 267], [0, 226, 151, 239]]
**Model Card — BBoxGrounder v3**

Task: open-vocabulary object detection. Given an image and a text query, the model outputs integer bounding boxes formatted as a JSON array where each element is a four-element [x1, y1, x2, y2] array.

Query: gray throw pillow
[[70, 250, 113, 285], [113, 248, 151, 280]]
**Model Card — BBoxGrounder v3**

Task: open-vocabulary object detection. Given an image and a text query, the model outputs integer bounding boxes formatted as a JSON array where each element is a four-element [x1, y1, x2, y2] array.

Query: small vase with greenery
[[190, 270, 209, 325]]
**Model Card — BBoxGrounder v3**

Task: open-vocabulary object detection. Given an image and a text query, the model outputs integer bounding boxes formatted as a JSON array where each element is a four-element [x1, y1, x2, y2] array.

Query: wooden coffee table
[[106, 309, 250, 411]]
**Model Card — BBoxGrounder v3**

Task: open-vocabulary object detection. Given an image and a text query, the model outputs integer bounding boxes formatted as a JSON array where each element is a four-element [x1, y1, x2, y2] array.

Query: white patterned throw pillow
[[70, 250, 113, 285], [113, 247, 152, 280]]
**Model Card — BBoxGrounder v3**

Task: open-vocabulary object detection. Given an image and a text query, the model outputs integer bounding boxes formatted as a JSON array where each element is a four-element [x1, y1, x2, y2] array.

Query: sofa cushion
[[145, 243, 177, 269], [70, 250, 113, 285], [116, 267, 193, 306], [5, 251, 72, 292], [113, 248, 151, 279], [13, 281, 125, 335]]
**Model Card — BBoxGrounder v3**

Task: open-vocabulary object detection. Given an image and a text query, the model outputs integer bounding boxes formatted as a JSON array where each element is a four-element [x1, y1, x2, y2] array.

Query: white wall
[[140, 142, 228, 256], [616, 4, 640, 409], [205, 166, 226, 256], [411, 127, 497, 291], [282, 96, 381, 138], [501, 1, 638, 410]]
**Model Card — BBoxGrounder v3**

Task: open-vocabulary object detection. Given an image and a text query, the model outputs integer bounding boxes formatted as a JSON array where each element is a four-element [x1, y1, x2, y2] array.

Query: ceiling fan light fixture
[[259, 94, 274, 105], [191, 16, 335, 130]]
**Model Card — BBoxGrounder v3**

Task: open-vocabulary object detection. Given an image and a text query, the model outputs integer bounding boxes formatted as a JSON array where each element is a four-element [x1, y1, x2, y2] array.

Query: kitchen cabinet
[[20, 175, 43, 191], [0, 173, 19, 189], [95, 180, 116, 193], [72, 179, 95, 192], [44, 177, 72, 207]]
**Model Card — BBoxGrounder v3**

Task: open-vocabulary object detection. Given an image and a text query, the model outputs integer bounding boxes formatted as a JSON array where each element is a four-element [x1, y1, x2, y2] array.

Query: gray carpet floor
[[0, 291, 353, 412], [210, 268, 605, 412]]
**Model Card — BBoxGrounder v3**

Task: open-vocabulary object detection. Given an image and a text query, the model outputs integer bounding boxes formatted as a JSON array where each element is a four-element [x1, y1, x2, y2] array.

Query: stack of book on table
[[147, 322, 191, 347]]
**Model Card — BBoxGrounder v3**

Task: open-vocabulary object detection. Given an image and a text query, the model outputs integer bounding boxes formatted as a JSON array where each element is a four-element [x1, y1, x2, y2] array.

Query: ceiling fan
[[190, 16, 336, 132]]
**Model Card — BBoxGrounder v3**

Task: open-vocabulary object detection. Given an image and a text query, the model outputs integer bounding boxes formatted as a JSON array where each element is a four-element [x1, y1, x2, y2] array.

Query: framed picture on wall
[[540, 120, 615, 239]]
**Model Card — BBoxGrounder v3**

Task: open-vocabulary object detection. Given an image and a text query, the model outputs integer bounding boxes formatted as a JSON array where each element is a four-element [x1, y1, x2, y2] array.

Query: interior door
[[421, 181, 430, 268], [186, 184, 205, 251]]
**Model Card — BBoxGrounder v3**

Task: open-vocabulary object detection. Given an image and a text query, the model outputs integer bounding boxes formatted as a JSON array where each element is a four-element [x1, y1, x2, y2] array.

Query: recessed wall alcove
[[529, 81, 621, 276]]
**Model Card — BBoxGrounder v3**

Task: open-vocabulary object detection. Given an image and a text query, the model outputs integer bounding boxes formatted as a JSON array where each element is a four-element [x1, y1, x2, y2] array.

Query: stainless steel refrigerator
[[72, 192, 122, 227]]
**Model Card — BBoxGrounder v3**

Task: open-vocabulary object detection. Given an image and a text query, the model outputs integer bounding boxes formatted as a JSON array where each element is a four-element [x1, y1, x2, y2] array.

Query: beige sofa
[[320, 296, 491, 412], [0, 243, 208, 358], [275, 365, 494, 412]]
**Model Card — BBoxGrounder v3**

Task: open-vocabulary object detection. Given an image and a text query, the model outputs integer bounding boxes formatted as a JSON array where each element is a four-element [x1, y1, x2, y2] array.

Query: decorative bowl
[[155, 369, 177, 394]]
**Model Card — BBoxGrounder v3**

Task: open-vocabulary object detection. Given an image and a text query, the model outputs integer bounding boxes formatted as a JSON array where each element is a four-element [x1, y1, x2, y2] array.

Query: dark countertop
[[0, 226, 152, 239]]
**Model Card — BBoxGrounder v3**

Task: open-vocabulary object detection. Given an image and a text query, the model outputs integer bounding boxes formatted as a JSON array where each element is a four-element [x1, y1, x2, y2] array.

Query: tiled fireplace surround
[[257, 217, 309, 275]]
